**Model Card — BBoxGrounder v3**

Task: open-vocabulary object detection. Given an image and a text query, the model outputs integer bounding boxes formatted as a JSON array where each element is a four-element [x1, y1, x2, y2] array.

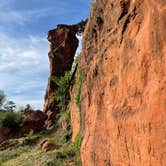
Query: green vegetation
[[0, 145, 57, 166], [0, 90, 16, 112], [61, 133, 83, 166], [20, 130, 39, 146], [77, 19, 88, 36], [75, 67, 82, 113], [0, 128, 82, 166], [0, 90, 6, 109], [50, 71, 71, 112], [0, 111, 22, 132], [48, 55, 83, 165], [0, 146, 30, 165], [4, 101, 16, 112]]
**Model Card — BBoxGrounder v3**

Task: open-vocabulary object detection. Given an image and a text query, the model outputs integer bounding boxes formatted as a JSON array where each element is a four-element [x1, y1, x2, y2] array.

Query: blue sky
[[0, 0, 91, 109]]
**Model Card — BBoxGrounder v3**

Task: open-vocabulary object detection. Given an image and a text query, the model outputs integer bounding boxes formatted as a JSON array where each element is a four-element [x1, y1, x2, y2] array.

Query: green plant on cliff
[[77, 19, 88, 36], [60, 133, 83, 166], [71, 61, 83, 165], [47, 58, 83, 165], [50, 71, 71, 112]]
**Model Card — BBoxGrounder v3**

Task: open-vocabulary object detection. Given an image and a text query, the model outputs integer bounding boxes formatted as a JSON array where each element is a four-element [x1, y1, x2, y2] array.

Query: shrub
[[4, 101, 16, 112], [60, 133, 83, 165], [20, 130, 39, 145], [0, 111, 22, 132], [0, 90, 6, 109], [50, 71, 71, 112]]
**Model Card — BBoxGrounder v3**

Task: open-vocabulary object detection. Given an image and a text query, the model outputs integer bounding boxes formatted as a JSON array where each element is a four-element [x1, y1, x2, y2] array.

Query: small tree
[[24, 104, 32, 111], [4, 101, 16, 112], [77, 19, 88, 36], [0, 111, 22, 132], [0, 90, 6, 109], [50, 71, 71, 112]]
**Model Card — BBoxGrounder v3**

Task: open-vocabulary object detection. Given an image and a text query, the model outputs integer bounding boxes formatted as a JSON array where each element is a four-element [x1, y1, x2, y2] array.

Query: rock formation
[[44, 24, 79, 127], [21, 110, 47, 134], [80, 0, 166, 165]]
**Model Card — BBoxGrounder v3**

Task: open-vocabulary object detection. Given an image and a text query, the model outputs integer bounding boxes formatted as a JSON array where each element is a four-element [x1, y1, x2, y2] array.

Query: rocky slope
[[80, 0, 166, 165]]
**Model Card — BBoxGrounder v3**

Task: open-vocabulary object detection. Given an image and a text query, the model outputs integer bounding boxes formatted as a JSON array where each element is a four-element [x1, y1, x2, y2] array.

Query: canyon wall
[[44, 25, 78, 128], [80, 0, 166, 165]]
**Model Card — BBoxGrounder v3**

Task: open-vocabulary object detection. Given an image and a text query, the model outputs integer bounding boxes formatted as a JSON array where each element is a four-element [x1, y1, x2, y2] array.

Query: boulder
[[21, 110, 47, 134], [38, 139, 55, 152]]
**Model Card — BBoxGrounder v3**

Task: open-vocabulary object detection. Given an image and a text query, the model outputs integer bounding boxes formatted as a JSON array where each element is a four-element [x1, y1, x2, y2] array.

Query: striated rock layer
[[69, 67, 81, 141], [80, 0, 166, 165], [44, 24, 79, 127]]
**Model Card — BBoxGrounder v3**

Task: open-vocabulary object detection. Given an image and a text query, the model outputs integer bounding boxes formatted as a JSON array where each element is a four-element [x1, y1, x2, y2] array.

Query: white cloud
[[10, 96, 44, 110], [0, 32, 49, 109], [0, 1, 69, 26], [0, 8, 56, 25]]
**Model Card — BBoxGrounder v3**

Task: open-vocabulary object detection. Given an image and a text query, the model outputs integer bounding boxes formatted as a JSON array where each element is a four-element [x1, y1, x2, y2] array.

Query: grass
[[0, 146, 30, 165], [0, 131, 65, 166], [0, 147, 55, 166], [0, 131, 82, 166]]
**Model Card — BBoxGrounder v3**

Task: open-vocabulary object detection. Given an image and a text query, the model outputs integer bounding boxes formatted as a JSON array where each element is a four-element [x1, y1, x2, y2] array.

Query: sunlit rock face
[[80, 0, 166, 165], [44, 24, 79, 128]]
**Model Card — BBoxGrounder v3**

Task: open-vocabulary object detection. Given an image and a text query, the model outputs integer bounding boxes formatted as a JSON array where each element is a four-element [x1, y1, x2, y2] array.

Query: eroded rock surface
[[80, 0, 166, 165], [21, 110, 47, 134], [44, 24, 79, 127]]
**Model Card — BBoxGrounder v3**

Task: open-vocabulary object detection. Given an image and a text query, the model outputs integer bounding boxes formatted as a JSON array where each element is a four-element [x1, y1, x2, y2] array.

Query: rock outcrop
[[21, 110, 47, 134], [43, 24, 79, 128], [38, 139, 55, 152], [80, 0, 166, 165]]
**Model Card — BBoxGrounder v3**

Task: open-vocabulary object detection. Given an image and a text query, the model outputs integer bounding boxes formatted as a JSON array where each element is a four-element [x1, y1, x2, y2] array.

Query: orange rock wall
[[80, 0, 166, 165], [69, 70, 81, 141]]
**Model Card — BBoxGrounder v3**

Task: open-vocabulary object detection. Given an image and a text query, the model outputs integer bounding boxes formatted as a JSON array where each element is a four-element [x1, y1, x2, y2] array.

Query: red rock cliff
[[80, 0, 166, 165], [44, 24, 79, 127]]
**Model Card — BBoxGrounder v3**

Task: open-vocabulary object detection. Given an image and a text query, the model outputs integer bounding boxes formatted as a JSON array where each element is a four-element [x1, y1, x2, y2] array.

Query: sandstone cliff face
[[80, 0, 166, 165], [69, 67, 81, 141], [44, 25, 79, 127]]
